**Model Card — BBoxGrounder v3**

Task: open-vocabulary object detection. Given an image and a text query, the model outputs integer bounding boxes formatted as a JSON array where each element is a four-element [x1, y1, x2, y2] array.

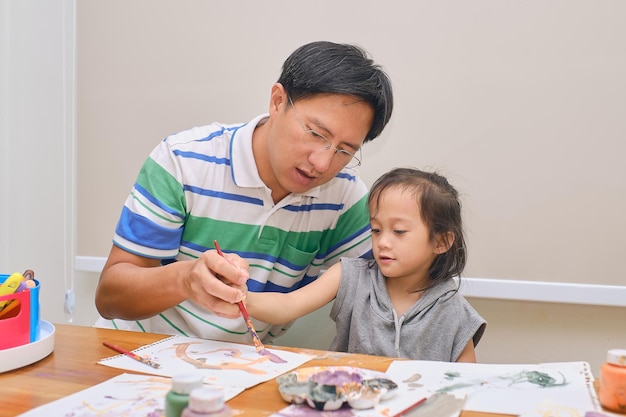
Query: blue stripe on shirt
[[180, 244, 307, 274], [135, 183, 185, 220], [282, 203, 344, 212], [236, 249, 311, 272], [231, 250, 312, 272], [247, 272, 319, 293], [172, 150, 231, 165], [183, 185, 264, 205], [336, 171, 357, 182], [194, 125, 241, 142], [321, 223, 371, 259], [275, 256, 309, 272], [181, 240, 212, 255], [116, 207, 181, 251]]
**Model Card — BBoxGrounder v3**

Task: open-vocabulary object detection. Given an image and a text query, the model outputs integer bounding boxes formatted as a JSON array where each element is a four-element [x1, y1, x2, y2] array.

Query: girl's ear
[[434, 232, 455, 254]]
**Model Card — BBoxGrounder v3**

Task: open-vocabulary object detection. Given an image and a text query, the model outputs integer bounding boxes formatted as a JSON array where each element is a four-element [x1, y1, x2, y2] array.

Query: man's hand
[[184, 249, 249, 318], [96, 245, 249, 321]]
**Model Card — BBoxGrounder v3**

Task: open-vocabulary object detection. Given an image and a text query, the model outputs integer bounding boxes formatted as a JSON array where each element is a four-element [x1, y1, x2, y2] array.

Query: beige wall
[[74, 1, 626, 373], [77, 0, 626, 287], [2, 0, 625, 377]]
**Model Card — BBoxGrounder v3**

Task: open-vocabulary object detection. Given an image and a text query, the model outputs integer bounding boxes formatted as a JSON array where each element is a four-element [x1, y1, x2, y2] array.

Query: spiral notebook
[[384, 360, 602, 417], [98, 335, 314, 390]]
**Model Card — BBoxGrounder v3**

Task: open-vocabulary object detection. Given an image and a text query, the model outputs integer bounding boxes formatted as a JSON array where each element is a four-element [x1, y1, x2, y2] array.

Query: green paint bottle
[[165, 373, 204, 417]]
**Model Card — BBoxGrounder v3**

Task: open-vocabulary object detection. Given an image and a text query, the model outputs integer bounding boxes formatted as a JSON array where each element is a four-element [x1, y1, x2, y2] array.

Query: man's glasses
[[288, 95, 362, 169]]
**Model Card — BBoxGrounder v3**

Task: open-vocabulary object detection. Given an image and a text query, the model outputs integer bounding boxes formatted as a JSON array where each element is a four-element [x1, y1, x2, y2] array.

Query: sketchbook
[[18, 336, 313, 417], [385, 360, 602, 417], [97, 335, 314, 390]]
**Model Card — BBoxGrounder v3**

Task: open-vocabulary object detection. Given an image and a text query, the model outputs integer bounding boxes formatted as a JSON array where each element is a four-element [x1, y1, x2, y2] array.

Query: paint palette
[[276, 366, 398, 411]]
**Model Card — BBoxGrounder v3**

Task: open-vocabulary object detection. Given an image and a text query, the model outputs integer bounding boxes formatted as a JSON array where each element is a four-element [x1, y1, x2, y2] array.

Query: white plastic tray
[[0, 320, 55, 373]]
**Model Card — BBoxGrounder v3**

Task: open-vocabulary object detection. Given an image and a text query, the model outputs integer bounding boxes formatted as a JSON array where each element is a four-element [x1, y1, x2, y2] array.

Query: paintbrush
[[213, 240, 266, 352], [237, 299, 266, 352], [103, 341, 161, 369]]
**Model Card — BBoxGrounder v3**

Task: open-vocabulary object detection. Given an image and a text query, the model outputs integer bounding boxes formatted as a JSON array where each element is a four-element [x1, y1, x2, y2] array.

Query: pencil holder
[[0, 274, 41, 349]]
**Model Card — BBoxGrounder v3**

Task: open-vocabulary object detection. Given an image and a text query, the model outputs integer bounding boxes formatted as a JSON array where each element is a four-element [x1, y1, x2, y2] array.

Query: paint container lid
[[171, 373, 204, 394], [188, 387, 226, 413], [606, 349, 626, 366]]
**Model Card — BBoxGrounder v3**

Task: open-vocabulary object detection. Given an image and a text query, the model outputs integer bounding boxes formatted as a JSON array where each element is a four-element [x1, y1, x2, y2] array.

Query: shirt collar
[[230, 114, 268, 189]]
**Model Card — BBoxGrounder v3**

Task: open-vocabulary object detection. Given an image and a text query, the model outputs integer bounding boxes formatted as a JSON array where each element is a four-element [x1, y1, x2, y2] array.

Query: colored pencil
[[213, 240, 266, 352], [103, 341, 161, 369]]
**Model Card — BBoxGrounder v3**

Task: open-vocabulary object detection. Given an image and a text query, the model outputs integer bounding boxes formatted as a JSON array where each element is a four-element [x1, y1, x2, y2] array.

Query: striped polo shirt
[[97, 114, 373, 343]]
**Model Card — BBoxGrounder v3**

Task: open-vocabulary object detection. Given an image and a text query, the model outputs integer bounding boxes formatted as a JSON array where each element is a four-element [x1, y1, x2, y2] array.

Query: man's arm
[[95, 245, 249, 320]]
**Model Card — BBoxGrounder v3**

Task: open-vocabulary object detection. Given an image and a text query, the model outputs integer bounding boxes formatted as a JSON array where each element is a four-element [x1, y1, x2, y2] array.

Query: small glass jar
[[599, 349, 626, 414], [182, 387, 232, 417]]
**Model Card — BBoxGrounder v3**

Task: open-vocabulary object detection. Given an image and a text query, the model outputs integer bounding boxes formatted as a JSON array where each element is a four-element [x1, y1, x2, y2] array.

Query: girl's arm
[[456, 340, 477, 363], [245, 262, 343, 324]]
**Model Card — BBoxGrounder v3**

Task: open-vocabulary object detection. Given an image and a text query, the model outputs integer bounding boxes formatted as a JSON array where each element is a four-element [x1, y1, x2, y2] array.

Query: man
[[95, 41, 394, 342]]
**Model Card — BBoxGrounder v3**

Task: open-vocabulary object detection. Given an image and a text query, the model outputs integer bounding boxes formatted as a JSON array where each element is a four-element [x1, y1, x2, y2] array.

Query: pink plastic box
[[0, 274, 40, 349]]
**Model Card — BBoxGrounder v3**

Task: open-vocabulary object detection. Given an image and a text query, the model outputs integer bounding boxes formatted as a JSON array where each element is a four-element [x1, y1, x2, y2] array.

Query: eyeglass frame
[[287, 95, 362, 168]]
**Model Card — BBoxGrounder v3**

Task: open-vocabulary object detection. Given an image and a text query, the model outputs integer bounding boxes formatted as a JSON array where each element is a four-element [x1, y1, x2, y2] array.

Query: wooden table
[[0, 324, 510, 416]]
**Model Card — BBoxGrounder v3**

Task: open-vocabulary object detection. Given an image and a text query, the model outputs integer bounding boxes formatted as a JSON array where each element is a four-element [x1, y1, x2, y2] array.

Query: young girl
[[245, 168, 486, 362]]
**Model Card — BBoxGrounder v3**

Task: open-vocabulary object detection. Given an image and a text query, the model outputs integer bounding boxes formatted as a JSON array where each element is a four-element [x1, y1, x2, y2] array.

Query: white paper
[[98, 335, 314, 389], [385, 360, 601, 417], [18, 373, 242, 417], [19, 337, 315, 417]]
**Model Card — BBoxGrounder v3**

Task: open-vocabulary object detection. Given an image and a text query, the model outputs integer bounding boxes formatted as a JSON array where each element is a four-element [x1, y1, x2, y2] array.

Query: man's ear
[[269, 83, 287, 116], [434, 232, 455, 254]]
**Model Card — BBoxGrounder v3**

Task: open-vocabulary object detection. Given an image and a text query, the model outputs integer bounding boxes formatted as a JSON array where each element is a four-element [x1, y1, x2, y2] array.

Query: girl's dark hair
[[277, 41, 393, 143], [368, 168, 467, 283]]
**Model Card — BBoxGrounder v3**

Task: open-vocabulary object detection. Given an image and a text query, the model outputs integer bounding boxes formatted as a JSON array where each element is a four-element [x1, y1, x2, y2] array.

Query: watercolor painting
[[17, 373, 243, 417], [385, 360, 601, 417], [98, 335, 314, 389], [434, 368, 569, 393]]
